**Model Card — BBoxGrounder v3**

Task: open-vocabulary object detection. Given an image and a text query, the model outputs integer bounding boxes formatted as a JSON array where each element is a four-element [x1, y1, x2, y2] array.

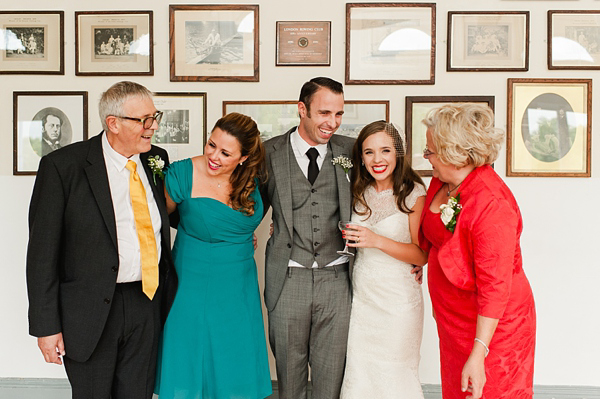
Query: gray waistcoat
[[289, 145, 345, 268]]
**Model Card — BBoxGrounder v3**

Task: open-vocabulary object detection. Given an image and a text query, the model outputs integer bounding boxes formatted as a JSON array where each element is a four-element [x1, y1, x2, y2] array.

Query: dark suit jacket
[[26, 132, 177, 362]]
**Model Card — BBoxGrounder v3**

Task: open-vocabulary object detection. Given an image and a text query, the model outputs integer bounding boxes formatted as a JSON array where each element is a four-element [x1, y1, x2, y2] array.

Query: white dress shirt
[[288, 128, 347, 268], [102, 133, 162, 283]]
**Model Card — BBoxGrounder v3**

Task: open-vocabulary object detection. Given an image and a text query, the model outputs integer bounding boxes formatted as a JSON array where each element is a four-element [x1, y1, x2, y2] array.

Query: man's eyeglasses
[[115, 111, 163, 129], [423, 144, 435, 158]]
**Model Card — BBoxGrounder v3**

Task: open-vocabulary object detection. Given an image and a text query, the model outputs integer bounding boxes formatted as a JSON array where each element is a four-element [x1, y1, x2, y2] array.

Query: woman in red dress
[[419, 104, 536, 399]]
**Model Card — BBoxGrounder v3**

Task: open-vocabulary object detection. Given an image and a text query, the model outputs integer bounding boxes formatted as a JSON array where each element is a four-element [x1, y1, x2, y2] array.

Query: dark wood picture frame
[[169, 4, 259, 82], [548, 10, 600, 70], [405, 96, 495, 176], [14, 91, 88, 175], [0, 11, 64, 75], [447, 11, 529, 72], [75, 11, 153, 76], [507, 78, 592, 177], [345, 3, 436, 85], [275, 21, 331, 66]]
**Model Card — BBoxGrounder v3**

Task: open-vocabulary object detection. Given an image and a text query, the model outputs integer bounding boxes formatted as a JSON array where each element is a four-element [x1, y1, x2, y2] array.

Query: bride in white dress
[[340, 121, 427, 399]]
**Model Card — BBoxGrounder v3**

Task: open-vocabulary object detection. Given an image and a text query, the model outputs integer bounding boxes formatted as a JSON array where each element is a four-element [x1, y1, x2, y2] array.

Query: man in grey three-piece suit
[[261, 77, 355, 399]]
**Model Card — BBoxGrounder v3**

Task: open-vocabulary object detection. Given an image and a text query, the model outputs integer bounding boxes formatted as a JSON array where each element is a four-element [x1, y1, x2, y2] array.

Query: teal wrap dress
[[155, 159, 272, 399]]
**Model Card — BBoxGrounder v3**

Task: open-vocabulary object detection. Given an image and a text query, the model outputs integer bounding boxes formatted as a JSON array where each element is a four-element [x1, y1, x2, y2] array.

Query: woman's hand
[[344, 224, 380, 249], [253, 233, 258, 250], [461, 348, 486, 399]]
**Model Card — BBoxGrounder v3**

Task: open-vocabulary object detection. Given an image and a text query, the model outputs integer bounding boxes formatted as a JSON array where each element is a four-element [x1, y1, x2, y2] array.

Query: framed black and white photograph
[[223, 100, 388, 141], [0, 11, 64, 74], [507, 78, 591, 177], [346, 3, 436, 85], [405, 96, 495, 176], [169, 4, 259, 82], [447, 11, 529, 71], [548, 10, 600, 69], [14, 91, 88, 175], [152, 92, 207, 161], [75, 11, 153, 76]]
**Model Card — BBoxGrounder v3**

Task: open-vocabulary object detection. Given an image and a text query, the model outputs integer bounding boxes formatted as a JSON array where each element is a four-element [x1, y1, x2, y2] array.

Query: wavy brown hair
[[213, 112, 266, 216], [351, 121, 424, 217]]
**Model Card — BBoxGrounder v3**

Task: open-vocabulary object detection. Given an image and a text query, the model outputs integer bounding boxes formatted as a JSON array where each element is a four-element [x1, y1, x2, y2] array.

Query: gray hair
[[99, 81, 153, 131]]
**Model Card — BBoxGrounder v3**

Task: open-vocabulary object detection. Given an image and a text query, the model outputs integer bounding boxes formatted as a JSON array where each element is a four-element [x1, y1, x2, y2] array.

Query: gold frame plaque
[[276, 21, 331, 66]]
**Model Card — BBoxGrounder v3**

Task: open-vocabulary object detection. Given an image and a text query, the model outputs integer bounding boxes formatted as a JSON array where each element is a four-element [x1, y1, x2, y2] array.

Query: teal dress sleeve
[[165, 158, 193, 204]]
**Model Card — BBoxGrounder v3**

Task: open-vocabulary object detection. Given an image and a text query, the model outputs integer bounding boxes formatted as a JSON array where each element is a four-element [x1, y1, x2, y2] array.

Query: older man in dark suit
[[26, 81, 177, 399]]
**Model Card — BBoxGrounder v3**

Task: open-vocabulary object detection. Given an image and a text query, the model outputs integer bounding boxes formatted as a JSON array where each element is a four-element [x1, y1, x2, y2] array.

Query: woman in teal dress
[[155, 113, 272, 399]]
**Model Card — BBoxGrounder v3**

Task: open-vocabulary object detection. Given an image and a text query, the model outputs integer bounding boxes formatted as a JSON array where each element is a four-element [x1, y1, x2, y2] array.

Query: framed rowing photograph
[[152, 92, 207, 160], [169, 4, 259, 82], [405, 96, 495, 176], [75, 11, 153, 76], [0, 11, 64, 74], [14, 91, 88, 175], [223, 100, 389, 141], [548, 10, 600, 69], [507, 78, 591, 177]]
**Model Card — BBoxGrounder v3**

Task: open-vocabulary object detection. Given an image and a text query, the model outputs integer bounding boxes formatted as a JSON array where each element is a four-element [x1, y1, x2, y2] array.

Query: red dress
[[419, 166, 536, 399]]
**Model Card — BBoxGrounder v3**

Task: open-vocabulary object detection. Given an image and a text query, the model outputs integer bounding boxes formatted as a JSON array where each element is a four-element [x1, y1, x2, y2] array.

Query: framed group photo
[[548, 10, 600, 69], [276, 21, 331, 66], [152, 92, 207, 161], [169, 4, 259, 82], [0, 11, 64, 74], [346, 3, 436, 85], [405, 96, 495, 176], [507, 78, 592, 177], [75, 11, 153, 76], [223, 100, 389, 141], [14, 91, 88, 175], [447, 11, 529, 72]]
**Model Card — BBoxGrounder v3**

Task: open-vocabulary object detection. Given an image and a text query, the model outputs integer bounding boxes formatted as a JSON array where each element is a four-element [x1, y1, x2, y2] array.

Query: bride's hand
[[345, 225, 380, 249]]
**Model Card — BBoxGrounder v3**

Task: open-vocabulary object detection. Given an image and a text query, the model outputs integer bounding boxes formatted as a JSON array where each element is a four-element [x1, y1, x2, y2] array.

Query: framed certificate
[[276, 21, 331, 66]]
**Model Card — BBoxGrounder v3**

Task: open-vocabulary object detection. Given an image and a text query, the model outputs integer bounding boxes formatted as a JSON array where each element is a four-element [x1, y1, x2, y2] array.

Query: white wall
[[1, 0, 599, 387]]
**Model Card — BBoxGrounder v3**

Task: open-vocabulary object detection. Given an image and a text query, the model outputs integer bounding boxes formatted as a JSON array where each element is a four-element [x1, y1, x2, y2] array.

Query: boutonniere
[[440, 193, 462, 233], [332, 155, 353, 182], [147, 155, 165, 185]]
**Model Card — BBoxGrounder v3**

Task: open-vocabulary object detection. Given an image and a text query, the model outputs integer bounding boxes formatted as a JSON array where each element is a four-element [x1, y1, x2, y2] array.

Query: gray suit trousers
[[268, 265, 352, 399]]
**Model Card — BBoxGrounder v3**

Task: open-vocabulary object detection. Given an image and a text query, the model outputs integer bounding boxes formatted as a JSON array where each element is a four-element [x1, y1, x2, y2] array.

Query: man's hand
[[38, 333, 65, 365]]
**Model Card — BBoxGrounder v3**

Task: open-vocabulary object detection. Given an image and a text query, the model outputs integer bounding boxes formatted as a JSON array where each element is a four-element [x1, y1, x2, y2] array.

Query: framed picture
[[548, 10, 600, 69], [223, 100, 389, 141], [507, 78, 591, 177], [346, 3, 436, 85], [14, 91, 88, 175], [152, 92, 207, 161], [447, 11, 529, 72], [0, 11, 64, 74], [405, 96, 495, 176], [75, 11, 153, 76], [276, 21, 331, 66], [169, 4, 259, 82]]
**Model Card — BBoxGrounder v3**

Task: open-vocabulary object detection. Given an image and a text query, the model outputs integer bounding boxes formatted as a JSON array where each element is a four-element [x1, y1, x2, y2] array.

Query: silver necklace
[[447, 182, 462, 196]]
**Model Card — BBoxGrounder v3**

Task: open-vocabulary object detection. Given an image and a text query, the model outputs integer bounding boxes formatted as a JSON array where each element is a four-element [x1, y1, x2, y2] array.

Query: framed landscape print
[[75, 11, 153, 76], [276, 21, 331, 66], [447, 11, 529, 71], [507, 79, 591, 177], [346, 3, 436, 85], [152, 92, 207, 160], [14, 91, 88, 175], [0, 11, 64, 74], [223, 100, 389, 141], [548, 10, 600, 69], [169, 4, 259, 82], [405, 96, 495, 176]]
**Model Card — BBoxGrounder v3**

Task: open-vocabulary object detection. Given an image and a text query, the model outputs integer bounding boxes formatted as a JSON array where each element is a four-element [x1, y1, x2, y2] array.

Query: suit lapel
[[271, 132, 294, 239], [330, 138, 352, 223], [140, 151, 170, 246], [85, 133, 118, 250]]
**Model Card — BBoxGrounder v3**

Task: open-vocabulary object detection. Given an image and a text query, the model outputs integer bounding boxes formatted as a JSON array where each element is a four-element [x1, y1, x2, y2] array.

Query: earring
[[239, 162, 244, 166], [361, 160, 364, 166]]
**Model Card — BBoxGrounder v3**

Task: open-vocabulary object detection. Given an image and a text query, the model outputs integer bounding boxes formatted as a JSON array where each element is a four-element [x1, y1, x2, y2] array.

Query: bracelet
[[474, 338, 490, 357]]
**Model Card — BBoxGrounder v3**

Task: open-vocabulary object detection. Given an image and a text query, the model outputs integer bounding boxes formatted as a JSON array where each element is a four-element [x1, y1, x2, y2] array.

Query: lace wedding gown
[[340, 184, 426, 399]]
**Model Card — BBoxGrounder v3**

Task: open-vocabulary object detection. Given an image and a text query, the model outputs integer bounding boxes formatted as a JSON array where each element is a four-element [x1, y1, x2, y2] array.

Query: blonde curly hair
[[422, 103, 505, 168]]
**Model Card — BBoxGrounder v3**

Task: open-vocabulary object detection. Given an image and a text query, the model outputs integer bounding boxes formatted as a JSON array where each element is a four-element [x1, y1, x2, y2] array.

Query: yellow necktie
[[125, 160, 159, 299]]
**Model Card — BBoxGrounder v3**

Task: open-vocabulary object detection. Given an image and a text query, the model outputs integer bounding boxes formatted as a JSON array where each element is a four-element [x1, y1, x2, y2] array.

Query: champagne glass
[[337, 221, 355, 256]]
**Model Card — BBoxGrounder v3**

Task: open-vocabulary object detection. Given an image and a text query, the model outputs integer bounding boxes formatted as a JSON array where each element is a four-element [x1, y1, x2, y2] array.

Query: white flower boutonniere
[[148, 155, 165, 185], [332, 155, 353, 182], [439, 193, 462, 233]]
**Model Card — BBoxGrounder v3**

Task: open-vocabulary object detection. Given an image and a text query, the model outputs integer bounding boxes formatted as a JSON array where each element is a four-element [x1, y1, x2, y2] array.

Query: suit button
[[314, 253, 320, 257], [312, 215, 318, 219], [104, 298, 111, 304], [287, 243, 292, 248], [111, 266, 118, 272], [311, 189, 317, 193], [313, 228, 319, 232], [314, 242, 320, 246]]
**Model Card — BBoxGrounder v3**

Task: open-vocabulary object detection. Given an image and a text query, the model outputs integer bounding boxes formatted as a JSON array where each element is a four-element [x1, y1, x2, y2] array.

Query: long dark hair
[[213, 112, 266, 216], [351, 121, 424, 217]]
